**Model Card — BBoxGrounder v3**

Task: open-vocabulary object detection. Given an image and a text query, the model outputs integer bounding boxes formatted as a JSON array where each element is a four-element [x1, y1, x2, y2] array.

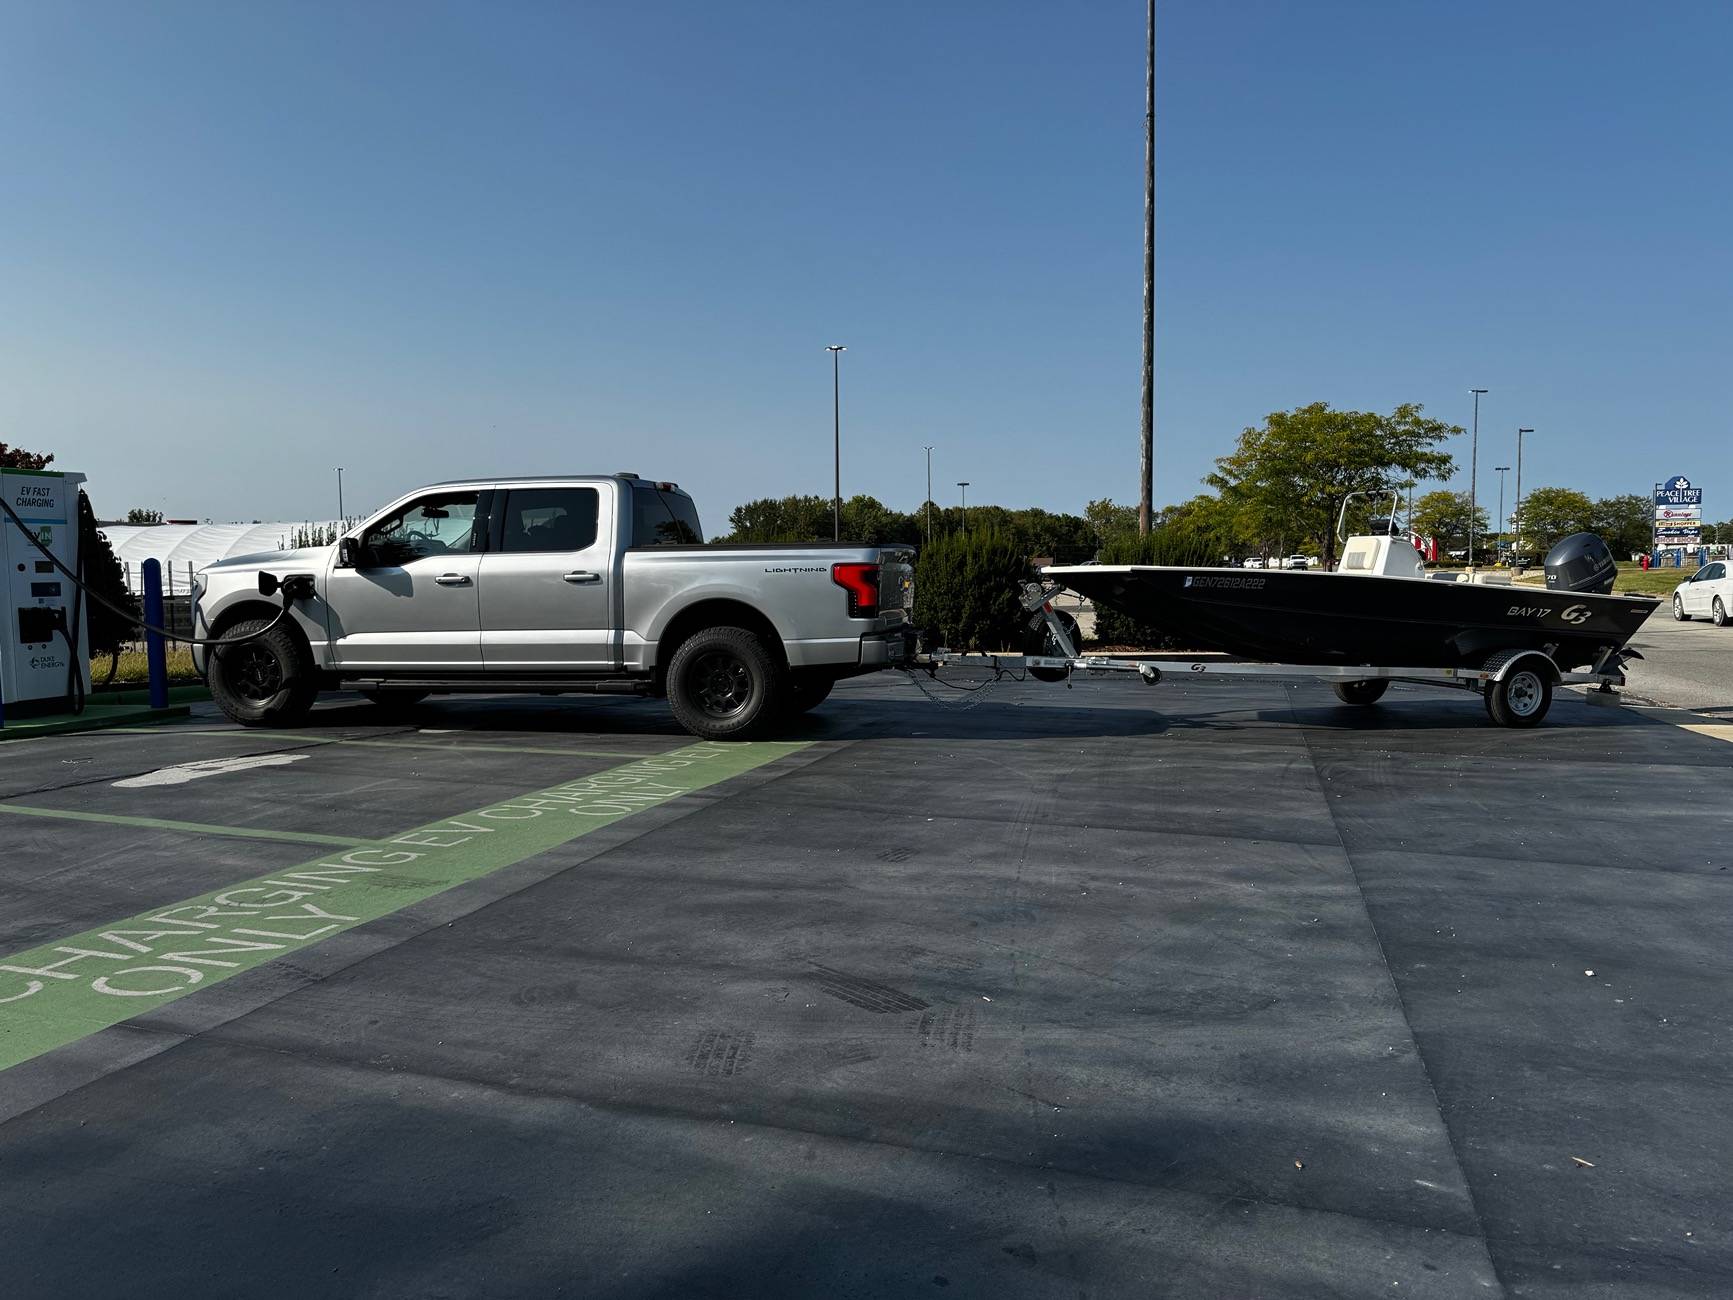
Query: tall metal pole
[[923, 446, 934, 546], [336, 467, 345, 523], [827, 346, 846, 540], [1493, 466, 1510, 560], [1468, 389, 1486, 563], [1515, 428, 1531, 558], [1137, 0, 1155, 536], [958, 481, 970, 536]]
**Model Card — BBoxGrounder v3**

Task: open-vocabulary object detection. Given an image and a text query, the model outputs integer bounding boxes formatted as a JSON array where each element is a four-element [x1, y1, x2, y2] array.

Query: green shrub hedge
[[1085, 532, 1209, 649], [913, 530, 1033, 651]]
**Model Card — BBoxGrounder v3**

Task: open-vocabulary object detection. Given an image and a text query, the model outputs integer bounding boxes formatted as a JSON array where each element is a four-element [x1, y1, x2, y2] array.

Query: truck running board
[[342, 677, 653, 697]]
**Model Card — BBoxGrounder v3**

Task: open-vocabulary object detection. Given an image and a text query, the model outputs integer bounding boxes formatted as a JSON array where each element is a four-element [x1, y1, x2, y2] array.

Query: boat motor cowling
[[1544, 532, 1617, 594]]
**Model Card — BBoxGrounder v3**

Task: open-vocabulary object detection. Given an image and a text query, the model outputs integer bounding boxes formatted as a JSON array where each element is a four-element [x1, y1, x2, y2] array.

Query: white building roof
[[99, 522, 340, 594]]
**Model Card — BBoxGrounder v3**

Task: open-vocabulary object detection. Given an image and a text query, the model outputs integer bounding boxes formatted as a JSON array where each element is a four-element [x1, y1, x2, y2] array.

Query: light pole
[[1468, 388, 1487, 564], [336, 467, 345, 524], [1514, 428, 1532, 558], [923, 446, 934, 547], [827, 345, 846, 540], [957, 481, 970, 536], [1138, 0, 1155, 536], [1493, 466, 1510, 562]]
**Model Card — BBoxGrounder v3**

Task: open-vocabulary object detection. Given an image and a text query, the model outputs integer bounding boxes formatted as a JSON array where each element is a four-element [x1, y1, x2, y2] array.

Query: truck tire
[[785, 676, 834, 715], [1486, 664, 1552, 728], [1332, 679, 1389, 706], [666, 626, 786, 741], [208, 617, 318, 727]]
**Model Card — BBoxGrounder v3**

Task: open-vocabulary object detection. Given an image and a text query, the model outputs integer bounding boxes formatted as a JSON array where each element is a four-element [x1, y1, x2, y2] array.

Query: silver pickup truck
[[192, 474, 916, 739]]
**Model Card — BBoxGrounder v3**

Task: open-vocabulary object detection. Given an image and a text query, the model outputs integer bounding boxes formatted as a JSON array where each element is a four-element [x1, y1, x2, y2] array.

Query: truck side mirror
[[338, 537, 360, 568]]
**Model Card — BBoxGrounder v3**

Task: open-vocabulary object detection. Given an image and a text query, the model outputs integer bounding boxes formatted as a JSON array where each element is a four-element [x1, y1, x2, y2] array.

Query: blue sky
[[3, 1, 1728, 528]]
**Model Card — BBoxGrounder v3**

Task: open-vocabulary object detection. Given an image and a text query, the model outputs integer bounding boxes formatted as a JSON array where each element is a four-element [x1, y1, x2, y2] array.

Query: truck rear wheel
[[208, 617, 318, 727], [666, 626, 786, 741]]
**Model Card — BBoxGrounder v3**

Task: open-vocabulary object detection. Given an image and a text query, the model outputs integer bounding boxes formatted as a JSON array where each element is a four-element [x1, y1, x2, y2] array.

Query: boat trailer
[[910, 582, 1637, 729]]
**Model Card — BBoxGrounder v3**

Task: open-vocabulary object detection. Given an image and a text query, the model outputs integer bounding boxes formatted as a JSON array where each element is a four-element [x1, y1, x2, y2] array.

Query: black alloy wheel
[[665, 625, 785, 741], [692, 649, 753, 719]]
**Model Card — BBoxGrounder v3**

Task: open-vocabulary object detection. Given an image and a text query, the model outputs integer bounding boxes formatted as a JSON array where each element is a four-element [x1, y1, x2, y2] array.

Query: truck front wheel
[[208, 617, 318, 727], [666, 626, 786, 741]]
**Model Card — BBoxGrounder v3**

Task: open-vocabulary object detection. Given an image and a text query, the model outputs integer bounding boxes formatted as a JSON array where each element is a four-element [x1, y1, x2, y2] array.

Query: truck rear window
[[632, 485, 703, 546]]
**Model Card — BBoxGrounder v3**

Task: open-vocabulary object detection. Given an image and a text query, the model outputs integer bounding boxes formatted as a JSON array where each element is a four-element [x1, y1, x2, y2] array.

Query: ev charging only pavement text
[[0, 739, 805, 1072]]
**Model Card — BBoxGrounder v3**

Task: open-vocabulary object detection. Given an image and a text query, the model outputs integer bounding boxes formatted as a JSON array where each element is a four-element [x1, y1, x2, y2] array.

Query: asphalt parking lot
[[2, 675, 1730, 1299]]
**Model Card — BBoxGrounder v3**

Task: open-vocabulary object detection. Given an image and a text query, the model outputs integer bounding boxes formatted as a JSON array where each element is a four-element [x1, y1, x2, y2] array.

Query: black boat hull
[[1045, 566, 1658, 669]]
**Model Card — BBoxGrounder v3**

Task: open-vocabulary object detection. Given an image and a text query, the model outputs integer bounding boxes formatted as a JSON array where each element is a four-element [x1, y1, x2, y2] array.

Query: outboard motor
[[1544, 532, 1616, 594]]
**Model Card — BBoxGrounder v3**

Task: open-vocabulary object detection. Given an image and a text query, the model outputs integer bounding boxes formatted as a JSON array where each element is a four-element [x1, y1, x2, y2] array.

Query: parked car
[[192, 474, 917, 739], [1283, 554, 1313, 570], [1243, 557, 1266, 569], [1672, 561, 1732, 626]]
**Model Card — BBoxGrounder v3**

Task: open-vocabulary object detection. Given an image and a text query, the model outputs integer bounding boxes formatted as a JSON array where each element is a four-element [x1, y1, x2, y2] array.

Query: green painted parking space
[[0, 739, 804, 1072]]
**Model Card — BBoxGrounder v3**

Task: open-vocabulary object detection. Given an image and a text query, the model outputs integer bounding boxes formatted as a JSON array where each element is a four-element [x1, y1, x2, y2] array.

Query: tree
[[0, 441, 53, 470], [1517, 486, 1593, 552], [1086, 498, 1140, 544], [125, 507, 164, 525], [79, 492, 139, 674], [1587, 494, 1654, 558], [1206, 402, 1459, 567], [1410, 490, 1488, 553]]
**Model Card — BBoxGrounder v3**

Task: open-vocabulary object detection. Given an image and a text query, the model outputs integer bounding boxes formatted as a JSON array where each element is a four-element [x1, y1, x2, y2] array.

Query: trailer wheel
[[666, 626, 785, 741], [1025, 609, 1081, 683], [208, 617, 317, 727], [1332, 679, 1389, 706], [1486, 664, 1552, 728]]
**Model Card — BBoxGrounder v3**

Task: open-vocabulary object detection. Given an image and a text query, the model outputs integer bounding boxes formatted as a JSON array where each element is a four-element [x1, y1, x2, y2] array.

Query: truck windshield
[[632, 485, 703, 546]]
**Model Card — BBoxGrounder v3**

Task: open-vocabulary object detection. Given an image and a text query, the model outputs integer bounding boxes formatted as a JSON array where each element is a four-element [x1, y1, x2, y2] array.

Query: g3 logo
[[1560, 604, 1592, 625]]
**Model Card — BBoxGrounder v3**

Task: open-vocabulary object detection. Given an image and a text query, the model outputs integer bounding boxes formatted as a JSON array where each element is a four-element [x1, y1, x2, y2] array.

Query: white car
[[1243, 557, 1265, 569], [1673, 561, 1732, 626], [1283, 554, 1313, 570]]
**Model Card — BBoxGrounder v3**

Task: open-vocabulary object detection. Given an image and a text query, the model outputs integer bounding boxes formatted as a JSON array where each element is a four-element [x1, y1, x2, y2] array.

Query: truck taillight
[[832, 562, 880, 618]]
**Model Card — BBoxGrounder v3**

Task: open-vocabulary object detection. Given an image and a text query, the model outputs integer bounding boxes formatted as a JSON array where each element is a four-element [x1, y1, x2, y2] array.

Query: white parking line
[[114, 753, 311, 788]]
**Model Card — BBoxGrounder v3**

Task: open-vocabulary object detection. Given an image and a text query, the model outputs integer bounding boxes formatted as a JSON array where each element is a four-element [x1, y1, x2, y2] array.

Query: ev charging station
[[0, 468, 90, 719]]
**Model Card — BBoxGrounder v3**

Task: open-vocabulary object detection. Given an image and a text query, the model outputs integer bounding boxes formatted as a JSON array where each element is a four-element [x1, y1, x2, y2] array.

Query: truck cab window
[[632, 485, 703, 546], [502, 488, 600, 553], [364, 492, 481, 565]]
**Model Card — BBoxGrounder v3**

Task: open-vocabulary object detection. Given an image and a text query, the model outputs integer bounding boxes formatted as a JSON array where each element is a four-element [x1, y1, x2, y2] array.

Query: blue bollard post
[[143, 558, 168, 710]]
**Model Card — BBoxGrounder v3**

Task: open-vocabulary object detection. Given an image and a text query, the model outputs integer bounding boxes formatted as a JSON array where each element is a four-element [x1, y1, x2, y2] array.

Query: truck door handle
[[435, 573, 472, 586], [563, 571, 602, 584]]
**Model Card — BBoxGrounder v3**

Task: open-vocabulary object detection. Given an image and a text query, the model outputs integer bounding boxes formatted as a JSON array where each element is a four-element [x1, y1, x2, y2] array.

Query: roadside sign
[[1654, 504, 1702, 521], [1655, 475, 1703, 506], [1655, 529, 1702, 546]]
